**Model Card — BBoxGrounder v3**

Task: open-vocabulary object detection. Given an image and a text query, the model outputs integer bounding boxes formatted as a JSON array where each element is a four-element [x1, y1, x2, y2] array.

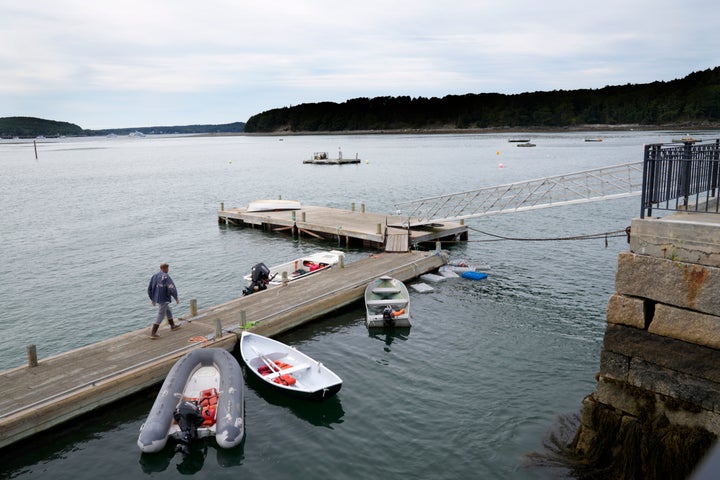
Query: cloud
[[1, 0, 717, 128]]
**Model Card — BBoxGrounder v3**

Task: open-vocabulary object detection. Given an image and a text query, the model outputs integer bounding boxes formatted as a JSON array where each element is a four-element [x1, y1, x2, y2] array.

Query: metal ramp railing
[[393, 162, 644, 225]]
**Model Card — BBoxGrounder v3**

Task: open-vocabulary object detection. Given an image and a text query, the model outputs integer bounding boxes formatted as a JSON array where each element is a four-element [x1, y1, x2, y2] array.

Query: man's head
[[160, 263, 169, 272]]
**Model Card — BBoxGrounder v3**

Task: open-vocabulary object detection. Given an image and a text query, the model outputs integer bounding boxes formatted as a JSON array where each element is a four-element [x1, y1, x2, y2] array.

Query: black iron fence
[[641, 139, 720, 218]]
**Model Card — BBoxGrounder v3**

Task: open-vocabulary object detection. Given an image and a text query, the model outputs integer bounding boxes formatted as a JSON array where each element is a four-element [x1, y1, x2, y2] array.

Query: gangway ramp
[[394, 162, 644, 225]]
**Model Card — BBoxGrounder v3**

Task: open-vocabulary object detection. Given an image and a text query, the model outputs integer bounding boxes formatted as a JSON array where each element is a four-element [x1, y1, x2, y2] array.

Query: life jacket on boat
[[273, 374, 297, 386], [258, 360, 292, 376], [197, 388, 219, 426]]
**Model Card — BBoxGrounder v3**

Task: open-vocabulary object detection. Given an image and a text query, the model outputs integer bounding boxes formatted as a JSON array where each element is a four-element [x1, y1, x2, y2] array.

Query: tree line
[[0, 117, 246, 139], [244, 66, 720, 132]]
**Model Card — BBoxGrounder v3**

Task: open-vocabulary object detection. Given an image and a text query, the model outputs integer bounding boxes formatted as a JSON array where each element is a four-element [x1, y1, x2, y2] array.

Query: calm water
[[0, 130, 713, 479]]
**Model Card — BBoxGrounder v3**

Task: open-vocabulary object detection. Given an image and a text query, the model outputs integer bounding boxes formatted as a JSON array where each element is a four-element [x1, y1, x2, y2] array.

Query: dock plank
[[0, 251, 446, 449]]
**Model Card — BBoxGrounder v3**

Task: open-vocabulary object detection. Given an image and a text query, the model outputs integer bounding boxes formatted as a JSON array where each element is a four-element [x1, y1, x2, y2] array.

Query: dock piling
[[26, 345, 38, 368], [190, 299, 197, 317], [214, 319, 223, 338]]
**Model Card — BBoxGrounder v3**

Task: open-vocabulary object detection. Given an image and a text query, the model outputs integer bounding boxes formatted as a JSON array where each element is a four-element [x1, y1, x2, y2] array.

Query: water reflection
[[243, 370, 345, 428], [138, 437, 245, 474], [368, 327, 411, 352]]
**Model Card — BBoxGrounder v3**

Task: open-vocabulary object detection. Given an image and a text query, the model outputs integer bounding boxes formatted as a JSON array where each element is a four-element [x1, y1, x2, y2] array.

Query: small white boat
[[246, 199, 301, 212], [137, 348, 244, 456], [240, 331, 342, 399], [364, 275, 411, 328], [242, 250, 344, 295]]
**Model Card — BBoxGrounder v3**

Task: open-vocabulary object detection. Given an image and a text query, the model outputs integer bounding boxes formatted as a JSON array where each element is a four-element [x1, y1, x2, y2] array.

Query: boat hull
[[240, 331, 342, 400], [137, 348, 244, 453], [364, 276, 411, 328], [246, 199, 301, 212]]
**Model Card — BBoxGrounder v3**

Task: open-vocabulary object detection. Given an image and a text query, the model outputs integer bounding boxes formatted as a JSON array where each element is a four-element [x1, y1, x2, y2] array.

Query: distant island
[[3, 66, 720, 138], [0, 117, 246, 139]]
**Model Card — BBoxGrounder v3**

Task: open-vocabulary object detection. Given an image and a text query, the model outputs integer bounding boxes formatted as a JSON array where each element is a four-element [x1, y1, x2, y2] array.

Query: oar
[[250, 345, 283, 378]]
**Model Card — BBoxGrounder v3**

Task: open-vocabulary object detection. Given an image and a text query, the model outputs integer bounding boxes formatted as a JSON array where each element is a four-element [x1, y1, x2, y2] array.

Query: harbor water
[[0, 130, 713, 479]]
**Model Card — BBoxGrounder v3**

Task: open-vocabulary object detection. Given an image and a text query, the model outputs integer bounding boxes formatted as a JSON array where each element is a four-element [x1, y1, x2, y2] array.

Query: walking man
[[147, 262, 180, 339]]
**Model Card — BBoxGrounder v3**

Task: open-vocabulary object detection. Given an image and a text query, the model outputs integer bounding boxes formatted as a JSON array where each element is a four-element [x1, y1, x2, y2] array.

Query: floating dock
[[218, 203, 468, 252], [0, 251, 446, 449], [303, 151, 361, 164]]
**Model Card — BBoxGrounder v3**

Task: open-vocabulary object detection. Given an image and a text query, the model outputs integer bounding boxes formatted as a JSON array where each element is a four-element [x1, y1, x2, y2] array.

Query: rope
[[465, 225, 630, 244]]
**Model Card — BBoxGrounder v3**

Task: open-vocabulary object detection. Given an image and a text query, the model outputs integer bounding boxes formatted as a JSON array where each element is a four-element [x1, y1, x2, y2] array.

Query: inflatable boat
[[137, 348, 244, 455]]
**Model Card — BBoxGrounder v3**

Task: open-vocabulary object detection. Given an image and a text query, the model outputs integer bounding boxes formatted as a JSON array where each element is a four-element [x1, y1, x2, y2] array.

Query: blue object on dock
[[461, 271, 488, 281]]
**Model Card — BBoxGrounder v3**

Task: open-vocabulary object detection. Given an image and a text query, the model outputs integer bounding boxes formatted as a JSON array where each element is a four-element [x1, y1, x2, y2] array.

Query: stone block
[[630, 216, 720, 267], [603, 324, 720, 384], [650, 303, 720, 349], [615, 252, 720, 317], [628, 357, 720, 412], [599, 349, 630, 381], [594, 377, 643, 417], [606, 293, 646, 329], [663, 407, 720, 436]]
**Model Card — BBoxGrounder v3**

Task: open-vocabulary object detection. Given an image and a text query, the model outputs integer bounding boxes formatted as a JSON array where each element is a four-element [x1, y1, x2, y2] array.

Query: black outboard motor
[[173, 400, 204, 457], [382, 305, 395, 327], [242, 262, 272, 296]]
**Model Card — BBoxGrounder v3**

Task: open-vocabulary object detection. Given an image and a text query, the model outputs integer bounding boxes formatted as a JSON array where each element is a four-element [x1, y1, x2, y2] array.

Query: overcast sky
[[2, 1, 717, 130]]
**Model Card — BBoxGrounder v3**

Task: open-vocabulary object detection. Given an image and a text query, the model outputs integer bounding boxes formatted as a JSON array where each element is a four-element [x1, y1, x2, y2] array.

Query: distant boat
[[508, 139, 530, 143], [671, 136, 698, 144], [516, 142, 536, 147], [129, 131, 145, 137], [584, 137, 603, 142]]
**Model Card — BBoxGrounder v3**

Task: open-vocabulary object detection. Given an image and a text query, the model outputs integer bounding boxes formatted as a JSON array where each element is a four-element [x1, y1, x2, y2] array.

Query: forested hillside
[[245, 66, 720, 133], [0, 117, 84, 138], [0, 118, 246, 138]]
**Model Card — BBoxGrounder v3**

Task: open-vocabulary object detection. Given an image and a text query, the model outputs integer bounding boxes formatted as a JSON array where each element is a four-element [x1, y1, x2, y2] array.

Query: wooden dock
[[0, 251, 446, 449], [218, 203, 468, 252]]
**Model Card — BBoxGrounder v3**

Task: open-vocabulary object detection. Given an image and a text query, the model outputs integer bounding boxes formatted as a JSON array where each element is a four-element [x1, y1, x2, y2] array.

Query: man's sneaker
[[170, 324, 181, 330], [150, 333, 160, 339]]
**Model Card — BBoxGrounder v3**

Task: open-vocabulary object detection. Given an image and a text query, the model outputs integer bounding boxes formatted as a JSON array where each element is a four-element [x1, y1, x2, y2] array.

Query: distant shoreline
[[214, 123, 720, 137]]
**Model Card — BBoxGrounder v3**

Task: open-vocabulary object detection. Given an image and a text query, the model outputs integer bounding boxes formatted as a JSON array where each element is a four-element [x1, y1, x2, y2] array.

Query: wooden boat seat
[[366, 299, 408, 306], [372, 287, 402, 294]]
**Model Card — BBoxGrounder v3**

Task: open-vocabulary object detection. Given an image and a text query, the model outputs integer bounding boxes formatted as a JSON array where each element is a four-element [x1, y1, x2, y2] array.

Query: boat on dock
[[242, 250, 344, 294], [240, 331, 343, 399], [246, 199, 301, 212], [364, 275, 411, 328], [137, 348, 244, 456]]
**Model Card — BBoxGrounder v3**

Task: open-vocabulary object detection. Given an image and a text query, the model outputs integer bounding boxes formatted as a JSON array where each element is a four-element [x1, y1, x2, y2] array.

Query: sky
[[2, 1, 718, 130]]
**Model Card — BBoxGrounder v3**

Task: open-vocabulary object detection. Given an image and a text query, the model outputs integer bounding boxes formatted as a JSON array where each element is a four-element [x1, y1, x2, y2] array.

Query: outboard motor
[[242, 262, 271, 296], [382, 305, 395, 327], [173, 400, 204, 457]]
